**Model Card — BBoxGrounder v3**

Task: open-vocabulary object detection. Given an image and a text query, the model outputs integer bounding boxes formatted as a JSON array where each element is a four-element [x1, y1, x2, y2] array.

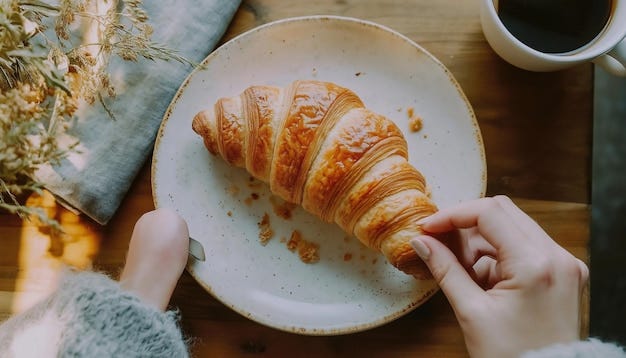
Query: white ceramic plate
[[152, 15, 486, 335]]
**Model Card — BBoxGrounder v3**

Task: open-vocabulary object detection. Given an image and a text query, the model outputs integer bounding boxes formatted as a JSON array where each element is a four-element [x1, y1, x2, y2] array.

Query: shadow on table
[[590, 67, 626, 345]]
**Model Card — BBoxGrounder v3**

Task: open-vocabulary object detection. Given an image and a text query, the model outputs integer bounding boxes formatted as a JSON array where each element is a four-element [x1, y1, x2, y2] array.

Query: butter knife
[[188, 237, 206, 261]]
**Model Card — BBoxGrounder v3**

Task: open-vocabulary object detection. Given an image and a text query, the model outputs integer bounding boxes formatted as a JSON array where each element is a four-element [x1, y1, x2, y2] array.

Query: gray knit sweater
[[523, 339, 626, 357], [0, 271, 188, 357]]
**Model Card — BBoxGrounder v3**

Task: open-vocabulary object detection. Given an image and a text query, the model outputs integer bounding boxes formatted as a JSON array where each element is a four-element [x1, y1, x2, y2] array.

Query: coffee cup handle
[[594, 37, 626, 77]]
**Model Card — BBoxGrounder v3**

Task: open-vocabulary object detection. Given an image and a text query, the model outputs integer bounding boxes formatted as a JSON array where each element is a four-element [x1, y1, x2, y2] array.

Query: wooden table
[[0, 0, 592, 356]]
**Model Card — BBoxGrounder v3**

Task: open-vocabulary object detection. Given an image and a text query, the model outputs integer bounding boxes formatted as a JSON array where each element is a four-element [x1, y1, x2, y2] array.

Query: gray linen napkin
[[35, 0, 241, 225]]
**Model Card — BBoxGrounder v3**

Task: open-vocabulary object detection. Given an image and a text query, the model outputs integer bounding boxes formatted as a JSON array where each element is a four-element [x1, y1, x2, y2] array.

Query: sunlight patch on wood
[[10, 191, 102, 314]]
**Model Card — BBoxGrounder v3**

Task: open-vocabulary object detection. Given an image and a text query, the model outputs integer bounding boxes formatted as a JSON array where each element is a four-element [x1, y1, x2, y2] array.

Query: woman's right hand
[[410, 196, 589, 358]]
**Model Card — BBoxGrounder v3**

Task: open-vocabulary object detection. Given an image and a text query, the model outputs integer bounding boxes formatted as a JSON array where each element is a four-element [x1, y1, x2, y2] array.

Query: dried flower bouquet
[[0, 0, 193, 229]]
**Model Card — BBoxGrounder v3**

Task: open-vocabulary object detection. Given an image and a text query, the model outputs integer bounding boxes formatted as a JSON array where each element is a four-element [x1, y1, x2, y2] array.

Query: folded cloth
[[35, 0, 241, 225]]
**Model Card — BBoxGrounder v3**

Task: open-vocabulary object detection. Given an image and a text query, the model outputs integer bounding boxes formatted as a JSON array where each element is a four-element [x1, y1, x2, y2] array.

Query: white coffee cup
[[480, 0, 626, 76]]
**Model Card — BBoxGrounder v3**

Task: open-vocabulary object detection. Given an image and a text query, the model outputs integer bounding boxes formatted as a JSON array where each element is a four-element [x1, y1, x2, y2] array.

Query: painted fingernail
[[410, 238, 430, 260]]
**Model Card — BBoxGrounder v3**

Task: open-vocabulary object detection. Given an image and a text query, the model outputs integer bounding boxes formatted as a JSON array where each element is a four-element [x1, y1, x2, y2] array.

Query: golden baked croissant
[[192, 80, 437, 279]]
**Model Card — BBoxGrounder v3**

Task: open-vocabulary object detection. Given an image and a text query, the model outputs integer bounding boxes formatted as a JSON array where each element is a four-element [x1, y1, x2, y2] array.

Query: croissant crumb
[[298, 241, 320, 264], [407, 107, 423, 132], [286, 230, 319, 264], [258, 213, 273, 245], [409, 116, 423, 132]]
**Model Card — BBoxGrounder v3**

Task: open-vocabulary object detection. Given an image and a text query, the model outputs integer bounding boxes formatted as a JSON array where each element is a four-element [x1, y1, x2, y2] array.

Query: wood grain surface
[[0, 0, 592, 356]]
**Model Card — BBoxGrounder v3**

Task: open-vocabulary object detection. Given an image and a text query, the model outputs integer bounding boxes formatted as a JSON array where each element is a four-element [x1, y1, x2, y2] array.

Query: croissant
[[192, 80, 437, 279]]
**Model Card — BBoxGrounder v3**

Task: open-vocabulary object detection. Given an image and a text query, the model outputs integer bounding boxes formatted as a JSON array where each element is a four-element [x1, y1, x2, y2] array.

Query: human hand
[[120, 208, 189, 311], [410, 196, 589, 358]]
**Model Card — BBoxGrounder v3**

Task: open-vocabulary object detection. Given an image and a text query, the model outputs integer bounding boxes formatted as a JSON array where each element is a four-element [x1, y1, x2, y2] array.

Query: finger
[[491, 196, 554, 248], [440, 228, 497, 271], [472, 256, 501, 290], [418, 197, 528, 251], [410, 236, 485, 312], [418, 197, 505, 232], [462, 228, 498, 269], [120, 208, 189, 311]]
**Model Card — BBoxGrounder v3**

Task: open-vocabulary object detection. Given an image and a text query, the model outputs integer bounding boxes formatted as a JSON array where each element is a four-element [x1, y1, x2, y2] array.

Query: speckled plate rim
[[152, 15, 486, 336]]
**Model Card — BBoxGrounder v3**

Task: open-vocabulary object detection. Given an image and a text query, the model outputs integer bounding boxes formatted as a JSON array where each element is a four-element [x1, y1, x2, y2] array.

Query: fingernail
[[410, 238, 430, 260], [416, 216, 431, 226]]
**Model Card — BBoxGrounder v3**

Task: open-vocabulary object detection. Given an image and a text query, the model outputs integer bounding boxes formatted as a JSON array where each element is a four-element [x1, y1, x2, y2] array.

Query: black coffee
[[498, 0, 613, 53]]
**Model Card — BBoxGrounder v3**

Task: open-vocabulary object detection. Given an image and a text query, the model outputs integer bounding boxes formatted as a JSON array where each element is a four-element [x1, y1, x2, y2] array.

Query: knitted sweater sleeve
[[521, 338, 626, 358], [0, 270, 189, 358]]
